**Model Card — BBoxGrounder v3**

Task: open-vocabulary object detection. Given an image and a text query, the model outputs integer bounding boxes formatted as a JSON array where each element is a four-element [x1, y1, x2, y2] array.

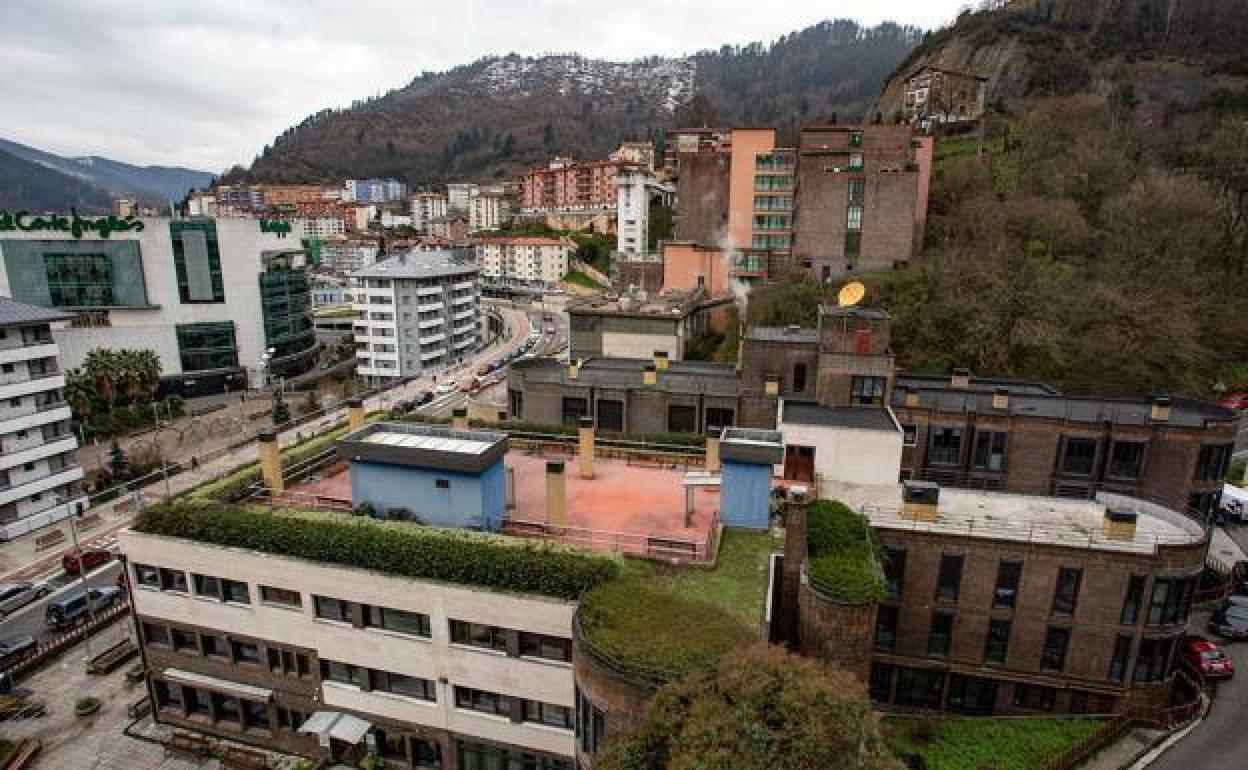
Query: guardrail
[[0, 599, 131, 679], [1040, 717, 1132, 770], [501, 514, 717, 564]]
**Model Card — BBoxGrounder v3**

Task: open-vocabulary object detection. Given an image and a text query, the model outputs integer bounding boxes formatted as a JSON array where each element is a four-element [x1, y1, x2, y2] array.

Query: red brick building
[[519, 159, 631, 212]]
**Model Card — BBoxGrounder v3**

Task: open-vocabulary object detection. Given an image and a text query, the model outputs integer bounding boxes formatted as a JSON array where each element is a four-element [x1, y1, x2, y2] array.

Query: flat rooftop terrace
[[286, 450, 724, 562], [821, 481, 1206, 555]]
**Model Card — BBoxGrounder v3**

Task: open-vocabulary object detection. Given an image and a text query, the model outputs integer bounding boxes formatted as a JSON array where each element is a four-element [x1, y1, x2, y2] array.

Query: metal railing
[[0, 598, 131, 679], [501, 512, 718, 564]]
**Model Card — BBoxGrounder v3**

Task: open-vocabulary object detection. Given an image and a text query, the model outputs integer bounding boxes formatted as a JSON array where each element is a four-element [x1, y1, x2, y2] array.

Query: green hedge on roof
[[133, 502, 618, 600], [806, 499, 886, 604]]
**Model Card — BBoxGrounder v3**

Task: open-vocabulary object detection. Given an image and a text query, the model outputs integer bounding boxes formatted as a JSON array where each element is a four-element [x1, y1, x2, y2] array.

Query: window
[[277, 707, 309, 732], [242, 700, 270, 731], [597, 399, 624, 432], [882, 546, 906, 599], [457, 741, 570, 770], [1108, 635, 1133, 682], [928, 611, 954, 657], [455, 686, 511, 717], [928, 427, 962, 466], [846, 204, 864, 231], [320, 660, 364, 687], [267, 648, 310, 678], [874, 605, 899, 652], [993, 560, 1022, 608], [667, 404, 697, 433], [524, 700, 573, 729], [373, 729, 408, 762], [171, 628, 197, 652], [844, 230, 861, 258], [171, 220, 225, 303], [435, 478, 450, 489], [894, 667, 944, 709], [849, 130, 864, 147], [1052, 567, 1082, 616], [223, 579, 249, 603], [520, 632, 572, 662], [193, 574, 220, 598], [314, 595, 352, 623], [259, 585, 301, 608], [936, 553, 963, 602], [1194, 444, 1233, 481], [793, 362, 807, 393], [154, 680, 184, 711], [1040, 627, 1070, 671], [450, 620, 509, 652], [158, 568, 187, 592], [364, 605, 431, 637], [901, 424, 917, 447], [212, 693, 242, 725], [1013, 684, 1055, 711], [577, 687, 607, 756], [1108, 441, 1146, 479], [371, 670, 436, 701], [134, 564, 160, 588], [176, 322, 239, 372], [704, 407, 734, 433], [1059, 436, 1098, 476], [560, 397, 588, 425], [971, 431, 1007, 472], [1121, 575, 1146, 625], [1133, 638, 1174, 683], [984, 619, 1011, 664], [185, 688, 210, 717], [848, 153, 864, 171], [850, 376, 886, 405], [1147, 577, 1195, 626], [142, 622, 170, 647], [230, 640, 260, 665], [44, 253, 116, 307], [848, 178, 865, 203], [201, 634, 228, 658]]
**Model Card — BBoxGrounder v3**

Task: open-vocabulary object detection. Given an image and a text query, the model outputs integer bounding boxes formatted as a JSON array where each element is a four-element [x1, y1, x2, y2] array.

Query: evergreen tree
[[271, 388, 291, 425], [108, 439, 128, 481]]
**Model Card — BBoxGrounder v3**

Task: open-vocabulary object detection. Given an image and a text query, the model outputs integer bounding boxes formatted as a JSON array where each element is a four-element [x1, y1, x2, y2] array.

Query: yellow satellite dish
[[837, 281, 866, 308]]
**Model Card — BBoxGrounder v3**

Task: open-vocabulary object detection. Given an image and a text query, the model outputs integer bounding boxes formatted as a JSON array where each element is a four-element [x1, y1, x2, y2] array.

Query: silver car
[[0, 581, 48, 618]]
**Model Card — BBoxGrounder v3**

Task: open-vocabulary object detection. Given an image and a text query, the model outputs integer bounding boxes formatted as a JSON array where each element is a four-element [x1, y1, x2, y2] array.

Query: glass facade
[[44, 253, 114, 306], [176, 322, 239, 372], [2, 239, 150, 307], [170, 220, 225, 303], [258, 252, 316, 377]]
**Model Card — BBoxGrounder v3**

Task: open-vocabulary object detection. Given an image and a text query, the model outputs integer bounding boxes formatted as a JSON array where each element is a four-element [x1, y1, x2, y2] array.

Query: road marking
[[0, 561, 123, 628]]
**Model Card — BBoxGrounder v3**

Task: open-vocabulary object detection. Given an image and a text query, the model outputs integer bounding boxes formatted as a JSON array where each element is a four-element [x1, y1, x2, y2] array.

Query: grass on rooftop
[[885, 716, 1105, 770], [806, 499, 887, 604], [577, 529, 777, 683]]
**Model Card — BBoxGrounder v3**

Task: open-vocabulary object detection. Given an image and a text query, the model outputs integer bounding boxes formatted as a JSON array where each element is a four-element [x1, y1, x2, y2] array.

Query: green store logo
[[259, 219, 292, 237], [0, 210, 145, 239]]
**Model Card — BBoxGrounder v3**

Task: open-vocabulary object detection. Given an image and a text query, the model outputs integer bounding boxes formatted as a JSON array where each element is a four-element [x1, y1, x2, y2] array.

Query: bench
[[222, 746, 269, 770], [166, 731, 213, 762], [77, 513, 104, 531], [86, 637, 137, 675], [126, 695, 151, 719], [33, 529, 65, 550], [2, 737, 41, 770]]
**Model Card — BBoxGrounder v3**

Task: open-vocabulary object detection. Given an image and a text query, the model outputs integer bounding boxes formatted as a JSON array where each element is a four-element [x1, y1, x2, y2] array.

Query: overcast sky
[[2, 0, 967, 172]]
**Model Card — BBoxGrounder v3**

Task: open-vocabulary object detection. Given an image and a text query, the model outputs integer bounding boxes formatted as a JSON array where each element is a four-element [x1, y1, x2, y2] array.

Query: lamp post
[[69, 503, 96, 660]]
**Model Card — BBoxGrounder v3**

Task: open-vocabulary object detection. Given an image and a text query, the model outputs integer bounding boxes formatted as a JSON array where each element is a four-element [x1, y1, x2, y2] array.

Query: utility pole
[[68, 506, 95, 661]]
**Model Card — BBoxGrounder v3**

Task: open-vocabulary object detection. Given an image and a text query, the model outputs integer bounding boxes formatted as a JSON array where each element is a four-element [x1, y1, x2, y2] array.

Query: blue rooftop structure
[[718, 428, 784, 530]]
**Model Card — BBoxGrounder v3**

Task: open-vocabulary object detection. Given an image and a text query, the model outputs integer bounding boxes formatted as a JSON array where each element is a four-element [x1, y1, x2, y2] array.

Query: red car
[[1180, 637, 1234, 680], [61, 547, 112, 575], [1218, 392, 1248, 412]]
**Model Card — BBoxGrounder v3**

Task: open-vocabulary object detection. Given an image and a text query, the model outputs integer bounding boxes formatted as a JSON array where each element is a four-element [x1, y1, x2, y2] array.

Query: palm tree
[[82, 349, 119, 414], [132, 350, 162, 400], [64, 368, 95, 421]]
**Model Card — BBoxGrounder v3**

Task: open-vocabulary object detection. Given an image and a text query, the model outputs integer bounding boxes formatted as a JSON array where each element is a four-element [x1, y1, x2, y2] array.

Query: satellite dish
[[837, 281, 866, 308]]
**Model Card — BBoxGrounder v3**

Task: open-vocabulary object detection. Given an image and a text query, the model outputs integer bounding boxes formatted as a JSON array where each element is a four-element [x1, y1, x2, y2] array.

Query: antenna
[[837, 281, 866, 308]]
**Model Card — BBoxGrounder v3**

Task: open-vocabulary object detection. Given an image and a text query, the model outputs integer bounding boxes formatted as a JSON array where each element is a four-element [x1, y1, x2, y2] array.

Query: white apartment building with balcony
[[350, 251, 481, 385], [411, 193, 449, 232], [0, 298, 85, 540], [468, 189, 511, 233], [474, 238, 571, 290], [615, 168, 672, 256]]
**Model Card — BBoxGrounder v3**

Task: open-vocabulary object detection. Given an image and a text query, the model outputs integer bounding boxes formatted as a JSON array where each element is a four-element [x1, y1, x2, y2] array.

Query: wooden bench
[[86, 637, 137, 674], [126, 695, 151, 719], [33, 529, 65, 550], [77, 513, 104, 531], [166, 731, 212, 762], [2, 737, 41, 770], [222, 746, 269, 770]]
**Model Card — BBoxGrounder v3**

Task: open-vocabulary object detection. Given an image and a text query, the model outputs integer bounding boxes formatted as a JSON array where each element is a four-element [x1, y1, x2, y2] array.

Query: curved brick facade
[[797, 569, 877, 681], [571, 617, 661, 769]]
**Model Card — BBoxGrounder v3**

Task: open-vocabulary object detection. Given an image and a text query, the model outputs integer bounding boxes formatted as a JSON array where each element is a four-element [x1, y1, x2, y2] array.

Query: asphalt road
[[0, 560, 124, 643]]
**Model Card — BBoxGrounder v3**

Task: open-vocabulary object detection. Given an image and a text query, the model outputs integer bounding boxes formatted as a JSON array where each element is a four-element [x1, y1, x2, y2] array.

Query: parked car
[[1208, 600, 1248, 641], [1217, 392, 1248, 412], [417, 391, 434, 406], [0, 582, 48, 617], [1180, 636, 1235, 679], [61, 547, 112, 575], [45, 586, 125, 630], [0, 635, 37, 668], [434, 381, 456, 395]]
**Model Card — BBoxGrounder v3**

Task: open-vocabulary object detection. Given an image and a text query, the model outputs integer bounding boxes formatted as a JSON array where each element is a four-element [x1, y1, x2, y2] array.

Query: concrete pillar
[[258, 431, 284, 493], [545, 461, 566, 527], [705, 426, 721, 474], [346, 398, 365, 430], [452, 408, 469, 431], [506, 466, 516, 509], [578, 416, 595, 479]]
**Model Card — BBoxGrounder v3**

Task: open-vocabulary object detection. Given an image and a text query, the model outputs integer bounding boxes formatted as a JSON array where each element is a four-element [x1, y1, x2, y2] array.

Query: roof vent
[[901, 480, 940, 522], [1103, 508, 1138, 541], [1151, 396, 1172, 423]]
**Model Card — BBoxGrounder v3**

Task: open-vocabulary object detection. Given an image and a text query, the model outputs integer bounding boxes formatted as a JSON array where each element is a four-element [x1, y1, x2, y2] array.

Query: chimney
[[643, 364, 657, 386], [346, 398, 365, 430], [452, 407, 468, 431], [950, 368, 970, 389], [1151, 396, 1172, 423], [992, 387, 1010, 411], [257, 431, 284, 493], [901, 480, 940, 522], [765, 376, 780, 397], [578, 416, 595, 479], [705, 426, 722, 474], [653, 350, 669, 370], [1103, 508, 1138, 541], [568, 360, 579, 380], [904, 387, 920, 408], [545, 461, 566, 526]]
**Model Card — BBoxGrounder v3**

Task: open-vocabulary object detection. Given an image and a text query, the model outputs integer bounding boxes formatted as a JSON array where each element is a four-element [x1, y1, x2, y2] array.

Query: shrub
[[806, 499, 886, 603], [134, 502, 618, 600], [354, 502, 377, 518]]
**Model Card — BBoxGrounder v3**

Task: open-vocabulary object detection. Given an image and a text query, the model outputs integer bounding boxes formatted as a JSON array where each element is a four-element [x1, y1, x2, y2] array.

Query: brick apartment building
[[903, 65, 988, 126], [519, 159, 631, 212]]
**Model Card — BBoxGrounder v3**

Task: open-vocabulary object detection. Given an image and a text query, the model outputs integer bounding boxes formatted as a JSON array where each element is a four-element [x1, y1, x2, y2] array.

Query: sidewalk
[[1080, 726, 1167, 770]]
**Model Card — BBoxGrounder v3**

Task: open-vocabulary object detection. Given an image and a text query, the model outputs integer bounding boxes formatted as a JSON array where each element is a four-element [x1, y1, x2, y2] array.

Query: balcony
[[450, 293, 476, 306], [0, 493, 88, 541], [0, 436, 78, 473], [0, 465, 85, 507], [416, 286, 443, 297], [0, 374, 65, 402], [420, 332, 447, 345], [452, 336, 476, 350], [419, 348, 447, 361], [452, 307, 476, 322], [451, 280, 475, 291], [453, 321, 478, 336], [417, 302, 445, 313], [0, 342, 59, 366], [418, 317, 445, 329], [0, 405, 71, 436]]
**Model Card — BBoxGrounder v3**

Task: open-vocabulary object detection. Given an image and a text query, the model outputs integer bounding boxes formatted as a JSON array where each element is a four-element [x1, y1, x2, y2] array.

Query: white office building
[[0, 298, 86, 540], [475, 238, 571, 290], [614, 168, 671, 256], [410, 193, 449, 232], [350, 250, 480, 385], [295, 217, 346, 239], [0, 215, 318, 395]]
